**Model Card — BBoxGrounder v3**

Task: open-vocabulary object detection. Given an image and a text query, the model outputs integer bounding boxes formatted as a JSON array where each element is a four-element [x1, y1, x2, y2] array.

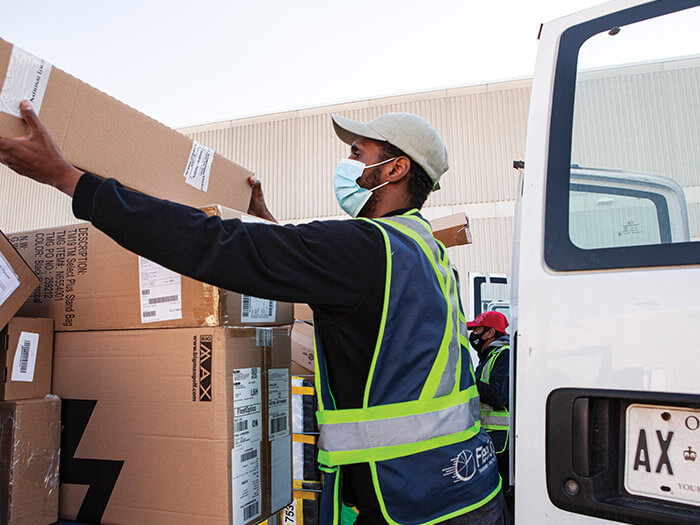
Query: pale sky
[[0, 0, 605, 128]]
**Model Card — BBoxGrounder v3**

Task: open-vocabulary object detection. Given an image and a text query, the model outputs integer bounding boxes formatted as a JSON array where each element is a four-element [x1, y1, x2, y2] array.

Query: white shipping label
[[233, 367, 262, 447], [11, 331, 39, 382], [0, 46, 52, 117], [242, 295, 276, 323], [232, 443, 262, 525], [0, 252, 20, 307], [271, 435, 293, 513], [183, 141, 214, 192], [138, 257, 182, 323], [255, 327, 273, 347], [268, 368, 290, 440], [281, 499, 297, 525], [240, 214, 266, 224]]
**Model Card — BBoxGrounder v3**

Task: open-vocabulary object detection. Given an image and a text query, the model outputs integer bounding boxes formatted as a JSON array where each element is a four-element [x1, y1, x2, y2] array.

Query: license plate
[[625, 403, 700, 507]]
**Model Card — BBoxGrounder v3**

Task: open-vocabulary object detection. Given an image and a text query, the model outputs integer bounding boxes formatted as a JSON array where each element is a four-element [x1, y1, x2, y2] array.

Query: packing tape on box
[[0, 45, 51, 117]]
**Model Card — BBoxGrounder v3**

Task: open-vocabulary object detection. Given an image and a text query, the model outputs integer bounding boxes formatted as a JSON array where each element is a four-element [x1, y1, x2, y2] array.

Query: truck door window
[[544, 3, 700, 270]]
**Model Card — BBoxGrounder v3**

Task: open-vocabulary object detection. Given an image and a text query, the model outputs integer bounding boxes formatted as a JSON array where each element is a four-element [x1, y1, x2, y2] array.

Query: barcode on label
[[235, 420, 249, 432], [149, 295, 179, 304], [271, 415, 287, 434], [242, 295, 251, 315], [141, 289, 150, 295], [19, 340, 30, 373], [268, 301, 274, 316], [243, 500, 259, 521], [143, 311, 156, 318], [241, 449, 258, 462]]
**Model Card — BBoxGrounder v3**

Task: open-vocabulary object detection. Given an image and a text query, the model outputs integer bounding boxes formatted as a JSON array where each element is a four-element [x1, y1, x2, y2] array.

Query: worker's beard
[[357, 164, 384, 218]]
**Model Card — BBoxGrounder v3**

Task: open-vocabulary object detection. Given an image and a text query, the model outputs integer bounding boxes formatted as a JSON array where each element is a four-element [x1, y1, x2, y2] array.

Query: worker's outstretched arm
[[0, 101, 82, 195]]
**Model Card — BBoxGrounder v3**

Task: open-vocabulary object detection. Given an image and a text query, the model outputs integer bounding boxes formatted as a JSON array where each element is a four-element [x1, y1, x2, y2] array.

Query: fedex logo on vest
[[442, 440, 496, 483]]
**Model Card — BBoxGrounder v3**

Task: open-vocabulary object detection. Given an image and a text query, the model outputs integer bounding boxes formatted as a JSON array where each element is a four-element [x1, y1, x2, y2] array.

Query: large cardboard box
[[0, 317, 53, 400], [430, 212, 472, 248], [53, 326, 292, 525], [0, 395, 60, 525], [0, 231, 38, 330], [8, 211, 293, 331], [0, 38, 252, 211]]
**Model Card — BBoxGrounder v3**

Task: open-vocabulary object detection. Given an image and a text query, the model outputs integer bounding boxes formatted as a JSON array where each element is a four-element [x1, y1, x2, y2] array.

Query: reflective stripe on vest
[[479, 345, 510, 432], [316, 211, 481, 467]]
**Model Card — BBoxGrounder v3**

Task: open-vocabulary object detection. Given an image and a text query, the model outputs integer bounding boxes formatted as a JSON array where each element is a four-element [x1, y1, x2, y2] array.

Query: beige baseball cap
[[331, 112, 448, 190]]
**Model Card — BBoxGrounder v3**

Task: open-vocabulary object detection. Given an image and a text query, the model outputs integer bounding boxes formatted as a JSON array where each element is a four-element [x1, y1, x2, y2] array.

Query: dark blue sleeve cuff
[[71, 172, 103, 220]]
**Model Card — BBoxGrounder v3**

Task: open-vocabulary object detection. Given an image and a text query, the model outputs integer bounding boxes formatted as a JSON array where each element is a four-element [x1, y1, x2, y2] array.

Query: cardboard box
[[53, 326, 291, 524], [0, 395, 60, 525], [291, 321, 315, 374], [293, 303, 313, 322], [9, 215, 293, 331], [0, 38, 252, 211], [0, 231, 39, 330], [0, 317, 53, 401], [430, 212, 472, 248]]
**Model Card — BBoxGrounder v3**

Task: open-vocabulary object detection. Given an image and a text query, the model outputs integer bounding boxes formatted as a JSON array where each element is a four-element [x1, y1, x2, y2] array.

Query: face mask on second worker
[[469, 329, 492, 354], [333, 157, 395, 217]]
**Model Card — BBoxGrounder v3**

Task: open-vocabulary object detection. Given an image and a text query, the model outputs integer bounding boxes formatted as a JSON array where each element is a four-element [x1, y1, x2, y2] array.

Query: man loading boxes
[[0, 101, 509, 524]]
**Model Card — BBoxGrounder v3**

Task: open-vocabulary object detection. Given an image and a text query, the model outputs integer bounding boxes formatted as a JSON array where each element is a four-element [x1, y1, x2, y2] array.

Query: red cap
[[466, 311, 508, 334]]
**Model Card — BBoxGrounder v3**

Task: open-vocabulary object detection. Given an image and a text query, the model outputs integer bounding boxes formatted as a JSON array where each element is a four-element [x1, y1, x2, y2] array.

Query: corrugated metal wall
[[0, 167, 78, 232], [181, 80, 529, 222]]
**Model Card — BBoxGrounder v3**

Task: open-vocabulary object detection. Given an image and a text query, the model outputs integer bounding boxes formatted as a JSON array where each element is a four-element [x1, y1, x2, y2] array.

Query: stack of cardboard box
[[7, 211, 294, 525], [0, 231, 59, 525], [0, 37, 293, 525]]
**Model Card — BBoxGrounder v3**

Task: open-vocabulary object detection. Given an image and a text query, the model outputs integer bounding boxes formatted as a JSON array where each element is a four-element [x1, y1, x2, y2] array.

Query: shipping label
[[10, 227, 89, 328], [271, 434, 293, 513], [255, 327, 274, 347], [0, 45, 52, 117], [184, 141, 214, 192], [240, 214, 265, 224], [242, 295, 276, 323], [233, 367, 262, 447], [232, 442, 262, 525], [11, 331, 39, 382], [0, 251, 20, 307], [138, 257, 182, 323], [281, 500, 298, 525], [268, 368, 290, 440]]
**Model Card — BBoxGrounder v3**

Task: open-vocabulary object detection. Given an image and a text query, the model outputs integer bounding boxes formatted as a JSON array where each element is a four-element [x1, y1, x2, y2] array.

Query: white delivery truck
[[508, 0, 699, 523]]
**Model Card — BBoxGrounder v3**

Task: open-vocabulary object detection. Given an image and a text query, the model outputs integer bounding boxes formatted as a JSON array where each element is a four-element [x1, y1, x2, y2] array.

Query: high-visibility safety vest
[[314, 210, 501, 525], [478, 344, 510, 454]]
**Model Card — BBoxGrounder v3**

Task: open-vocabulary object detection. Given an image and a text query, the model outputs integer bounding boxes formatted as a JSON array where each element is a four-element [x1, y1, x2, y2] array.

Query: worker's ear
[[386, 156, 411, 183], [485, 327, 495, 340]]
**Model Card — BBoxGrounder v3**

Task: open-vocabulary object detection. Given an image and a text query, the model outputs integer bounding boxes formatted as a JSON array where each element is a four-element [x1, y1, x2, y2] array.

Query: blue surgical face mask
[[333, 157, 395, 217]]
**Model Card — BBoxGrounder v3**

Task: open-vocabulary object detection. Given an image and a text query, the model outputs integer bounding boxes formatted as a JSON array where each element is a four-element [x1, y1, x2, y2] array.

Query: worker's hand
[[247, 176, 278, 223], [0, 100, 83, 196]]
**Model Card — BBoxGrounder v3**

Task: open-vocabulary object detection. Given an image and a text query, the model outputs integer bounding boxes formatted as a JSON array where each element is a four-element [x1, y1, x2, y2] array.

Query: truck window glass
[[544, 4, 700, 269]]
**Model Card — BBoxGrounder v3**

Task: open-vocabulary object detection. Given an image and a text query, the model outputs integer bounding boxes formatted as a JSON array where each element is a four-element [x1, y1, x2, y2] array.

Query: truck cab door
[[514, 1, 700, 523]]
